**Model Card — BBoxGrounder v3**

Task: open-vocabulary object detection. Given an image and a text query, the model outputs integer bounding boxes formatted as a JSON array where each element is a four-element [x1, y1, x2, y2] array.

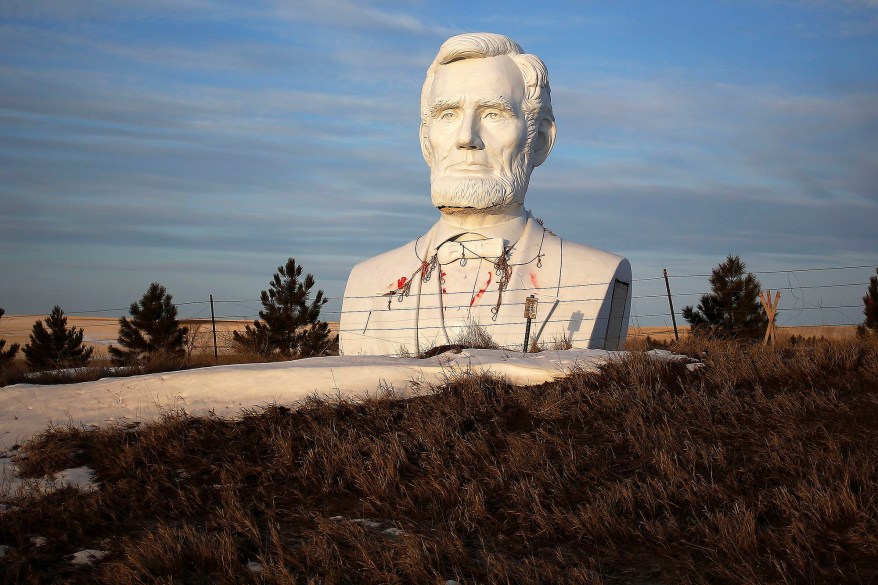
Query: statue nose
[[456, 112, 483, 150]]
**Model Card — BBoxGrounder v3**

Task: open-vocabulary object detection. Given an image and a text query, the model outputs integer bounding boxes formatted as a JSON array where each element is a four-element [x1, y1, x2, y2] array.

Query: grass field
[[2, 336, 876, 584]]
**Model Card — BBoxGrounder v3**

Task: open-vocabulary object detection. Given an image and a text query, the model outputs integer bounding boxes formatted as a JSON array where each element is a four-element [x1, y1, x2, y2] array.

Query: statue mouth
[[447, 163, 492, 175]]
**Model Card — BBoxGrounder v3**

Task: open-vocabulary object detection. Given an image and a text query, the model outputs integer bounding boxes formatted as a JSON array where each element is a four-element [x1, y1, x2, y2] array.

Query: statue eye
[[440, 111, 456, 121], [484, 111, 501, 120]]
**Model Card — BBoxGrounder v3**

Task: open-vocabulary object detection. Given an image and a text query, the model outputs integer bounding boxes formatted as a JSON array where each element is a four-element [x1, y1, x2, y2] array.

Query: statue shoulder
[[345, 231, 434, 295], [557, 238, 632, 283], [349, 241, 416, 276]]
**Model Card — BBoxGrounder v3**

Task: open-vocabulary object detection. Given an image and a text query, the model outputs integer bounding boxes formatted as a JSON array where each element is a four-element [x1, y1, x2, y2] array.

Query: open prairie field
[[629, 324, 859, 344], [0, 316, 339, 357], [0, 315, 856, 357]]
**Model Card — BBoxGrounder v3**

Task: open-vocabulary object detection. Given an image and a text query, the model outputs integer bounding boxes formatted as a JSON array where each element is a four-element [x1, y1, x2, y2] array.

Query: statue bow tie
[[437, 236, 505, 264]]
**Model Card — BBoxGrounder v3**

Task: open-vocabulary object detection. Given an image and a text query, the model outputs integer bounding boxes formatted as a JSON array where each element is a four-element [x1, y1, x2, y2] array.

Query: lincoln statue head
[[419, 33, 557, 222]]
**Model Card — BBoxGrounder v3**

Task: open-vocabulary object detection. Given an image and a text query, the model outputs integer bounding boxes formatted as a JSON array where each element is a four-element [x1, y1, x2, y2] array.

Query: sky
[[1, 0, 876, 329]]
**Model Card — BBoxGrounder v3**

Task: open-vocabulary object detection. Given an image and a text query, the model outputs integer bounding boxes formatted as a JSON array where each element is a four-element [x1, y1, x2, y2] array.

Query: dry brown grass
[[2, 337, 877, 584]]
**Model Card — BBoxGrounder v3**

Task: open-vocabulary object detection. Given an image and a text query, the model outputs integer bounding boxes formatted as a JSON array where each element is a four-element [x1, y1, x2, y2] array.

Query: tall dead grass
[[2, 337, 877, 584]]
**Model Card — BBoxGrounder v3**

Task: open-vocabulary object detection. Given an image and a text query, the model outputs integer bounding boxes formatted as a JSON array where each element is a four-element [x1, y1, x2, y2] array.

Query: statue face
[[426, 55, 532, 213]]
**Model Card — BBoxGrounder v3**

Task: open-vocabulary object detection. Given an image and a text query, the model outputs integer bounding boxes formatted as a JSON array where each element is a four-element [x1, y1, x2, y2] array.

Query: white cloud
[[268, 0, 452, 36]]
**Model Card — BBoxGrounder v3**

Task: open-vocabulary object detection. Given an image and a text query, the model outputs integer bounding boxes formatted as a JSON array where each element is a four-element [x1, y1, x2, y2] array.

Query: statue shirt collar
[[428, 208, 530, 253]]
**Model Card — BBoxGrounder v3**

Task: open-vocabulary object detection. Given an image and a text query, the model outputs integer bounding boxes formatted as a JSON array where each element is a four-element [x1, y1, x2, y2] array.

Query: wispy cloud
[[268, 0, 452, 36]]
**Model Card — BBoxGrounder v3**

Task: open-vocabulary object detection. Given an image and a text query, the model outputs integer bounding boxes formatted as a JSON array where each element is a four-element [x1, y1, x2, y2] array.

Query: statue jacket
[[339, 210, 631, 356]]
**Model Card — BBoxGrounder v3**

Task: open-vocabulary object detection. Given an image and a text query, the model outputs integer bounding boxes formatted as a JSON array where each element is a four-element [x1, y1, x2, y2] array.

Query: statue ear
[[530, 116, 556, 168], [419, 121, 432, 165]]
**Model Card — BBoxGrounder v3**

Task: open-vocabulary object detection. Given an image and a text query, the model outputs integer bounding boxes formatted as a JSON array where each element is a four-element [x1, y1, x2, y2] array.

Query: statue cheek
[[428, 127, 454, 156]]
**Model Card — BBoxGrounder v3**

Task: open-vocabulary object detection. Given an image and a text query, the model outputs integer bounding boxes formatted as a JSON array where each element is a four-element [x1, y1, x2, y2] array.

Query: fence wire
[[1, 263, 874, 343]]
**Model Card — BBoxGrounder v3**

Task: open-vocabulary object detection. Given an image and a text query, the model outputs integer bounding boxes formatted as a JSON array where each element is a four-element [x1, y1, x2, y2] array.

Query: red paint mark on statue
[[397, 276, 407, 289], [530, 272, 539, 288], [470, 272, 493, 306]]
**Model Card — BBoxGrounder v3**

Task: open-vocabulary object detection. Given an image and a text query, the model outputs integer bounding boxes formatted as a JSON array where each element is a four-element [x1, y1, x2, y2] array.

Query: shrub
[[108, 283, 189, 366], [233, 258, 336, 359], [682, 255, 768, 340], [22, 306, 93, 371], [0, 307, 21, 380], [859, 267, 878, 337]]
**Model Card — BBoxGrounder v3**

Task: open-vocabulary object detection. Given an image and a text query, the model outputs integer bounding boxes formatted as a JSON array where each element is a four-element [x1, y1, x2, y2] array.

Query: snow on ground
[[1, 348, 625, 452], [0, 457, 100, 501], [70, 549, 108, 565]]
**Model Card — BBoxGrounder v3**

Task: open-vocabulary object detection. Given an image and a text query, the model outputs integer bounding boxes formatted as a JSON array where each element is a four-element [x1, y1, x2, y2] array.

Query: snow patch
[[0, 348, 621, 451], [1, 456, 19, 500], [70, 548, 107, 565], [645, 349, 704, 371], [53, 466, 99, 493], [1, 459, 98, 501]]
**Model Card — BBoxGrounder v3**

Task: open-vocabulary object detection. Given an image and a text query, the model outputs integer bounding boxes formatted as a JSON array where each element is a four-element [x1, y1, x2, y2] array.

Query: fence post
[[523, 295, 538, 354], [663, 269, 680, 341], [210, 295, 218, 360], [759, 290, 780, 347]]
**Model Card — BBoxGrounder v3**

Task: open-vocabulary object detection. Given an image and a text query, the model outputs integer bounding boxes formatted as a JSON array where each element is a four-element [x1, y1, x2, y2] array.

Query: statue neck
[[438, 205, 527, 230]]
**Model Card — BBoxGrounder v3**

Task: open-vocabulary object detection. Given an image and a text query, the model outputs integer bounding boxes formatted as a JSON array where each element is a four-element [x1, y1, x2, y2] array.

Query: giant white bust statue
[[339, 32, 631, 355]]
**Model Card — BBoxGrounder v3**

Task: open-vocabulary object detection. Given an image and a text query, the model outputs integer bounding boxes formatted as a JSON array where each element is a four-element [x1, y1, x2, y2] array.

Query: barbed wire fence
[[1, 263, 874, 353]]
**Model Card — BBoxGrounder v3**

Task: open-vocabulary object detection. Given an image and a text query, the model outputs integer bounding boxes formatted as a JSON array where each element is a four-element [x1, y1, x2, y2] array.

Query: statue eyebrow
[[429, 96, 516, 118], [429, 98, 462, 117], [475, 96, 515, 113]]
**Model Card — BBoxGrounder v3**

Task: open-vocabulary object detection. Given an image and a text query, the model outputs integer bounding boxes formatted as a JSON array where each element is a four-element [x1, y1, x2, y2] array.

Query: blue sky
[[1, 0, 876, 328]]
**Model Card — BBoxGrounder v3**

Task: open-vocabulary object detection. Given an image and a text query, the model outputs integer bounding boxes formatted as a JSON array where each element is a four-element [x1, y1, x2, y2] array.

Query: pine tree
[[234, 258, 336, 359], [109, 283, 189, 366], [682, 255, 769, 340], [860, 268, 878, 336], [0, 308, 21, 376], [23, 306, 94, 371]]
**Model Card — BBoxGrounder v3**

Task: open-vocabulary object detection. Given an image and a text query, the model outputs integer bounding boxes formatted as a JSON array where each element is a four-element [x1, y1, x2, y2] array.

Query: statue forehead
[[429, 55, 525, 104]]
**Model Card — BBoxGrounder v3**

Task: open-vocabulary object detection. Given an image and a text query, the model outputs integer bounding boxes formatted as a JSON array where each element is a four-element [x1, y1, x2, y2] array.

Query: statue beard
[[430, 150, 531, 212]]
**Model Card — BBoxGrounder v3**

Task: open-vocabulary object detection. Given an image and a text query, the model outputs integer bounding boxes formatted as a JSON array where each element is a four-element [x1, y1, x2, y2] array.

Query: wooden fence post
[[663, 269, 680, 341], [759, 290, 780, 346], [210, 294, 218, 360]]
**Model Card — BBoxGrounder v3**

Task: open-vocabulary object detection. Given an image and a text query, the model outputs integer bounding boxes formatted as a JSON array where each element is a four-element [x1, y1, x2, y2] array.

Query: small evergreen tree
[[0, 308, 21, 377], [23, 306, 94, 371], [859, 267, 878, 337], [682, 255, 769, 340], [109, 283, 189, 365], [234, 258, 336, 359]]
